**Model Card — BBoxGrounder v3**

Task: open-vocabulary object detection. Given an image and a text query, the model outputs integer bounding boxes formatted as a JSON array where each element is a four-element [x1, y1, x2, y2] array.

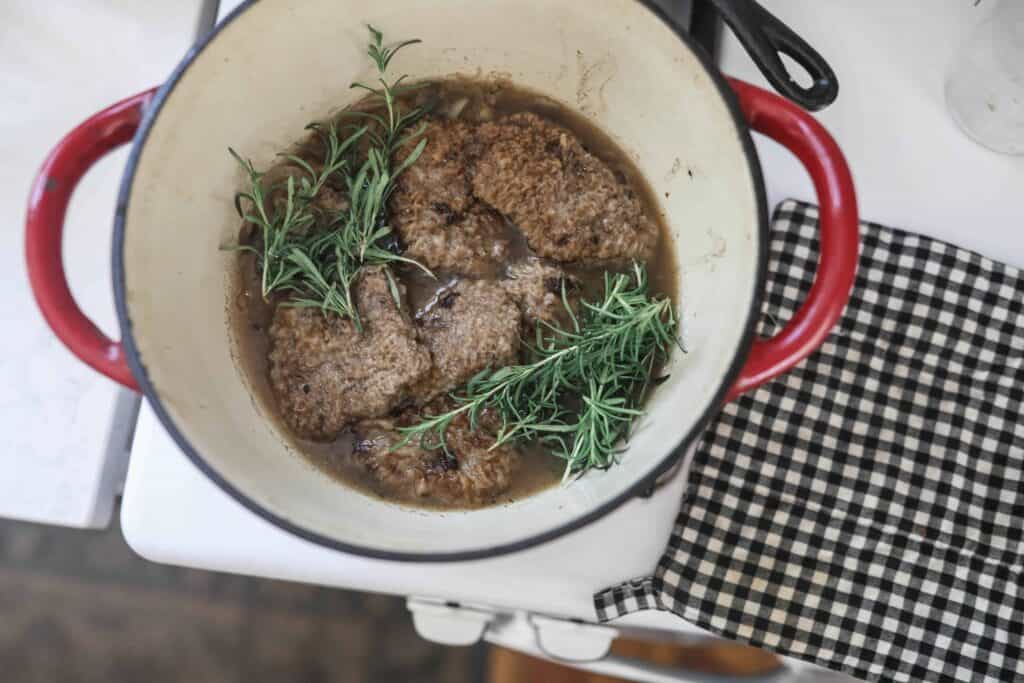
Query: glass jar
[[945, 0, 1024, 155]]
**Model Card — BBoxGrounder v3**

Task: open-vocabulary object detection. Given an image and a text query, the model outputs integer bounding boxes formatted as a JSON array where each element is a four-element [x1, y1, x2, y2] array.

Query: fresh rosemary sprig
[[229, 152, 315, 299], [282, 120, 367, 211], [396, 263, 679, 478], [228, 26, 430, 327], [350, 26, 430, 155]]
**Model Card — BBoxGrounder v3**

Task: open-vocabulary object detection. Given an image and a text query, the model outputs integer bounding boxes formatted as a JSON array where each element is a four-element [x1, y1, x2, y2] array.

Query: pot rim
[[112, 0, 769, 563]]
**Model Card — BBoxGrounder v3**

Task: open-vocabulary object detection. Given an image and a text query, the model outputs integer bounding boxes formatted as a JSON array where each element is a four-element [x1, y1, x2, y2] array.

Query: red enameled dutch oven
[[26, 0, 857, 561]]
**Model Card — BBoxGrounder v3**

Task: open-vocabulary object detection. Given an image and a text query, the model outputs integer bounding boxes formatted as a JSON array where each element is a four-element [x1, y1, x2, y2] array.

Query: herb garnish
[[228, 26, 430, 329], [396, 263, 678, 479]]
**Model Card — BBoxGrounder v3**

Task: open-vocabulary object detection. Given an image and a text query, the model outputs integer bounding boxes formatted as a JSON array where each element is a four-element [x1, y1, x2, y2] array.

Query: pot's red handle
[[25, 89, 158, 391], [725, 78, 859, 402]]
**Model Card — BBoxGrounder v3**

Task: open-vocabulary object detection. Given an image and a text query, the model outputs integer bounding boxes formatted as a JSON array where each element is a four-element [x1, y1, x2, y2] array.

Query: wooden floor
[[489, 638, 782, 682], [1, 510, 781, 682], [0, 513, 483, 683]]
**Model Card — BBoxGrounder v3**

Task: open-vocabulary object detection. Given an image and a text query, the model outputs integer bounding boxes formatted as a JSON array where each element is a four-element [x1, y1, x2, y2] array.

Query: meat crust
[[412, 279, 521, 401], [502, 259, 581, 332], [472, 112, 657, 263], [352, 410, 519, 507], [391, 120, 509, 277], [268, 268, 431, 440]]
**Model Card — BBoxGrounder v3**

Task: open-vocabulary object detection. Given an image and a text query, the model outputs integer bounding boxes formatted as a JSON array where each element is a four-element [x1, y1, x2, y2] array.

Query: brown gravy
[[229, 77, 678, 509]]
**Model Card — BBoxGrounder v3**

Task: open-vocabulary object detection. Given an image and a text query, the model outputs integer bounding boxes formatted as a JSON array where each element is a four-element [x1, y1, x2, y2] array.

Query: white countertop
[[722, 0, 1023, 269], [0, 1, 202, 527]]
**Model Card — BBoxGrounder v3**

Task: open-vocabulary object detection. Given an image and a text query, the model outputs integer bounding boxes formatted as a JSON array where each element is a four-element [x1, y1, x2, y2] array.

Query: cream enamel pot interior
[[27, 0, 858, 561]]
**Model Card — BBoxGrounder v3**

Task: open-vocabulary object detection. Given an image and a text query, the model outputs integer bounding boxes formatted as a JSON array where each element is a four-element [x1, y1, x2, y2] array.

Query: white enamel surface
[[121, 0, 760, 556], [1, 0, 200, 528], [123, 408, 696, 621]]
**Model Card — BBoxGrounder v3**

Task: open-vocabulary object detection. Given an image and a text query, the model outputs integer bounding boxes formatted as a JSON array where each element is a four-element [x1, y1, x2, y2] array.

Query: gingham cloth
[[595, 200, 1024, 682]]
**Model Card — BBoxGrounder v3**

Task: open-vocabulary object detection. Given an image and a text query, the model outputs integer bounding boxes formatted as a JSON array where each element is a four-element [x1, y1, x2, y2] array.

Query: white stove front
[[122, 405, 693, 627]]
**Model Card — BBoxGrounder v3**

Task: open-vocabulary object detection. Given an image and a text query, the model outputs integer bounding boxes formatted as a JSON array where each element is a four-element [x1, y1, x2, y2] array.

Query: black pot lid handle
[[708, 0, 839, 111]]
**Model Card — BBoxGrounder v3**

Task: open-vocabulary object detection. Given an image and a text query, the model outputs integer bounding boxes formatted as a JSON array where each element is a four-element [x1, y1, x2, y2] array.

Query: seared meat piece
[[391, 119, 509, 277], [268, 267, 432, 440], [413, 279, 521, 400], [502, 260, 581, 332], [398, 202, 511, 278], [472, 112, 657, 263], [351, 411, 519, 507], [392, 119, 476, 216]]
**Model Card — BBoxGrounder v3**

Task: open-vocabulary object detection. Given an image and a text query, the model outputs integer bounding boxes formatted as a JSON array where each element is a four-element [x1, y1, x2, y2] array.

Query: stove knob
[[406, 597, 495, 646], [530, 614, 618, 662]]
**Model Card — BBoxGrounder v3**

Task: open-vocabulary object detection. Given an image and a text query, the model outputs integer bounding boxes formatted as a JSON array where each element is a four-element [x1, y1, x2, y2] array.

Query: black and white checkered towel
[[595, 200, 1023, 682]]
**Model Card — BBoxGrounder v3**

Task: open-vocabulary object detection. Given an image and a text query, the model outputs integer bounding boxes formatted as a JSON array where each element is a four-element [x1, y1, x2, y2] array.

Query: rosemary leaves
[[396, 263, 678, 478], [228, 26, 429, 328]]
